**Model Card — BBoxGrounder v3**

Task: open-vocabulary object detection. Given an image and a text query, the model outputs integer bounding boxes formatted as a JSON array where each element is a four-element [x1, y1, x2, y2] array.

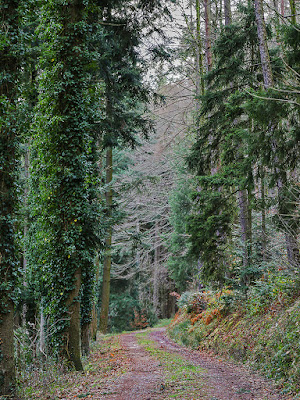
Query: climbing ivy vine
[[29, 0, 101, 369], [0, 0, 21, 395]]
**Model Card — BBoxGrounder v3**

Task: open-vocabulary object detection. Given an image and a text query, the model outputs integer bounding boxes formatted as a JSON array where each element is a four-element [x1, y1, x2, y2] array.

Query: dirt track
[[98, 331, 164, 399], [150, 329, 292, 400], [96, 328, 293, 400], [39, 327, 295, 399]]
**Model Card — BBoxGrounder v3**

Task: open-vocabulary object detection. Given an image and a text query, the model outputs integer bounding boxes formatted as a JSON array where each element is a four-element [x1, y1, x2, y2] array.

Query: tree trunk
[[0, 302, 15, 396], [23, 146, 29, 272], [261, 167, 267, 261], [0, 0, 19, 395], [90, 254, 100, 341], [289, 0, 296, 24], [80, 259, 97, 356], [99, 147, 113, 334], [65, 267, 83, 371], [24, 150, 36, 347], [281, 0, 285, 17], [81, 322, 90, 356], [224, 0, 232, 25], [253, 0, 274, 89], [195, 0, 205, 99], [278, 174, 300, 270], [238, 190, 250, 271], [90, 303, 98, 341], [247, 189, 253, 263], [204, 0, 213, 71], [153, 221, 160, 317], [285, 233, 300, 268], [39, 306, 46, 357]]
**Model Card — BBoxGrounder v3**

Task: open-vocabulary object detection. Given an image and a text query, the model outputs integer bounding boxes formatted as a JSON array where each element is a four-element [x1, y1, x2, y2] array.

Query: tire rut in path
[[100, 331, 165, 400]]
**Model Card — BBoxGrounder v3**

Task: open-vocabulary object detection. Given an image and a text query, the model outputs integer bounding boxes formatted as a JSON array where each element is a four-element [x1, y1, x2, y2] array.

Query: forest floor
[[25, 327, 296, 400]]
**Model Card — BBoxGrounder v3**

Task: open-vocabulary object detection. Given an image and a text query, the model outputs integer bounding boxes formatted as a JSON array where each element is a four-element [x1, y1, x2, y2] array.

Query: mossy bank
[[168, 297, 300, 396]]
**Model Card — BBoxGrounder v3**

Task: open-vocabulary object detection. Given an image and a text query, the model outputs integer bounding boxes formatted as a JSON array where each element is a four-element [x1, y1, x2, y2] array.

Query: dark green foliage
[[188, 4, 261, 174], [186, 4, 261, 284], [0, 0, 20, 310], [187, 177, 235, 286], [0, 0, 21, 394], [185, 2, 300, 286], [108, 283, 140, 332], [20, 0, 172, 347], [27, 0, 101, 356], [168, 147, 197, 291], [93, 1, 172, 149], [281, 24, 300, 74], [108, 280, 158, 332]]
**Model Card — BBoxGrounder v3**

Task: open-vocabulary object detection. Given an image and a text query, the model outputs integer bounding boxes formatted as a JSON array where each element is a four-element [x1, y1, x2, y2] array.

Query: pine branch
[[245, 89, 300, 107]]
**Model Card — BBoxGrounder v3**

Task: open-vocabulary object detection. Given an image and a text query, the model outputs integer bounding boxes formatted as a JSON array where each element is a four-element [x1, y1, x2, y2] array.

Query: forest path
[[87, 327, 293, 400], [147, 328, 292, 400], [42, 328, 294, 400], [96, 330, 165, 399]]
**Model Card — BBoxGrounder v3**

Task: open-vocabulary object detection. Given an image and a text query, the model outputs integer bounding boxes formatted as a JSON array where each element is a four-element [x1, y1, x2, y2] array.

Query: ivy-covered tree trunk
[[55, 0, 85, 371], [66, 267, 82, 370], [81, 319, 90, 356], [99, 147, 113, 334], [90, 255, 100, 341], [289, 0, 296, 24], [0, 0, 19, 395], [81, 259, 96, 356], [32, 0, 100, 370]]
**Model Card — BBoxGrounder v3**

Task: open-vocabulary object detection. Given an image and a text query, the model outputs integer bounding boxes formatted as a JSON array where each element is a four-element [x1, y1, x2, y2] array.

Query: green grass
[[153, 318, 173, 328]]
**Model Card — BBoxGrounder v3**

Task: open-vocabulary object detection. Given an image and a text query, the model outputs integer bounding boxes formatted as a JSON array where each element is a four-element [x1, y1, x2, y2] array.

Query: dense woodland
[[0, 0, 299, 397]]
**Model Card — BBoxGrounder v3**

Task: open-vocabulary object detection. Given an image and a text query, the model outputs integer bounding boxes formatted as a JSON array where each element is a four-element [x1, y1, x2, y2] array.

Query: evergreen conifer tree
[[187, 3, 261, 285]]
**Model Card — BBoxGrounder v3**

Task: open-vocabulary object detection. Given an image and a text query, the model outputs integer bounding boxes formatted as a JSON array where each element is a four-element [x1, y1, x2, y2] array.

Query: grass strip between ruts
[[136, 330, 209, 399]]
